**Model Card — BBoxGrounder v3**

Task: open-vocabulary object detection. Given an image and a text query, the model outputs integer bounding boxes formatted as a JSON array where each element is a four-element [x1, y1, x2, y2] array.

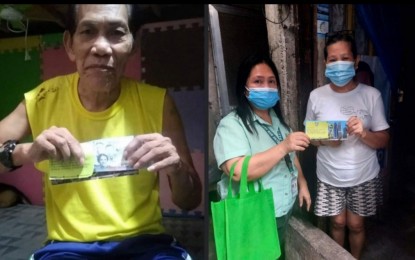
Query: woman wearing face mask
[[213, 51, 311, 259], [304, 32, 390, 259]]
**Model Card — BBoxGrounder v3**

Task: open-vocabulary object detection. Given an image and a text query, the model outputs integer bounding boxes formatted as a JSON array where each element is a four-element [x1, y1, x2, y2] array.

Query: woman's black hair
[[234, 50, 290, 135]]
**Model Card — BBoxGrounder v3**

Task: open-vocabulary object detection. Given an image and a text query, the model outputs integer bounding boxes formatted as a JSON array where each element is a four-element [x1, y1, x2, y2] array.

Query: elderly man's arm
[[0, 101, 32, 173]]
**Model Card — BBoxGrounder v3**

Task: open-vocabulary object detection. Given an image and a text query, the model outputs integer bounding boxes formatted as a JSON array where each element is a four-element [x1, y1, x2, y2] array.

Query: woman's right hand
[[283, 132, 310, 152]]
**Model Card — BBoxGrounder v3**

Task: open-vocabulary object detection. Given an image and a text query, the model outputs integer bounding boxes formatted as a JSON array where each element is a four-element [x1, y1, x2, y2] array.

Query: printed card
[[305, 120, 348, 140]]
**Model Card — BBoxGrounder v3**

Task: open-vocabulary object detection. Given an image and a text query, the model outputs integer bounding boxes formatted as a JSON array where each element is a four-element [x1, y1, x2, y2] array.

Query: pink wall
[[0, 164, 44, 205]]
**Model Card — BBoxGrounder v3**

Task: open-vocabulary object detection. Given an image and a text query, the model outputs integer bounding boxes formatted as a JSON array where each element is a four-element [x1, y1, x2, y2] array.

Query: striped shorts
[[314, 175, 383, 217]]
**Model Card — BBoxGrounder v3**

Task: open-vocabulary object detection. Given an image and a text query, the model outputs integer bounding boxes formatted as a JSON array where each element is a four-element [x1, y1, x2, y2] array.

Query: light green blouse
[[213, 109, 298, 217]]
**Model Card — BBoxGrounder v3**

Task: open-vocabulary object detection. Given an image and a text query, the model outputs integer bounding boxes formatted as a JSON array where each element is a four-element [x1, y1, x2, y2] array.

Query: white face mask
[[325, 61, 356, 87], [245, 87, 280, 110]]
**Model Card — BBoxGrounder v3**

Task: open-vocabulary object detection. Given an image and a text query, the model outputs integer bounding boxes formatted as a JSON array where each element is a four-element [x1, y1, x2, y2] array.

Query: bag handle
[[228, 155, 264, 198], [227, 156, 251, 198], [239, 155, 251, 198], [227, 160, 239, 198]]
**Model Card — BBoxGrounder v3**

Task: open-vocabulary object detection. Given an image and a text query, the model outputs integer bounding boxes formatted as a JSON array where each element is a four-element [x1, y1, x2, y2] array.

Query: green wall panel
[[42, 33, 63, 48], [0, 49, 41, 119]]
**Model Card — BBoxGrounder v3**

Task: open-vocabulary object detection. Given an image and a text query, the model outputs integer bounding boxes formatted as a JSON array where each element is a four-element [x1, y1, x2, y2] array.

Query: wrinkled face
[[65, 5, 134, 84]]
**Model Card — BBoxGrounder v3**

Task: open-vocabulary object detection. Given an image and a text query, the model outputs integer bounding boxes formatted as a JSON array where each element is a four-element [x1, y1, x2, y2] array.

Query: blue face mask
[[246, 87, 280, 110], [325, 61, 356, 87]]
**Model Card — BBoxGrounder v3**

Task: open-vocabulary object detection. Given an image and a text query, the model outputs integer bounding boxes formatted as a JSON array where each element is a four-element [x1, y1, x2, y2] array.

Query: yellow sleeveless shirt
[[25, 72, 166, 242]]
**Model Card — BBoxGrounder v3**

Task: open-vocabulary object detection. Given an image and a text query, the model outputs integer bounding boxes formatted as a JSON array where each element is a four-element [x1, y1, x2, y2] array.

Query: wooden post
[[264, 4, 300, 131]]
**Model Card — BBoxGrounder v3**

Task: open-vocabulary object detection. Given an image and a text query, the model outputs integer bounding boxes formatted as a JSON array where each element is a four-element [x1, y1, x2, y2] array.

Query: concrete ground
[[361, 200, 415, 260]]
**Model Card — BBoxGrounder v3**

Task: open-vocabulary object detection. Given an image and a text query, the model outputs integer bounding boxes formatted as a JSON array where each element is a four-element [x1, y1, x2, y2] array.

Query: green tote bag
[[211, 155, 281, 260]]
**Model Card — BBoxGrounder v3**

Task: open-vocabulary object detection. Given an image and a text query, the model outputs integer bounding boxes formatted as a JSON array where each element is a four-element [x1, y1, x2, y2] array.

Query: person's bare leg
[[347, 209, 365, 259], [330, 209, 347, 247]]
